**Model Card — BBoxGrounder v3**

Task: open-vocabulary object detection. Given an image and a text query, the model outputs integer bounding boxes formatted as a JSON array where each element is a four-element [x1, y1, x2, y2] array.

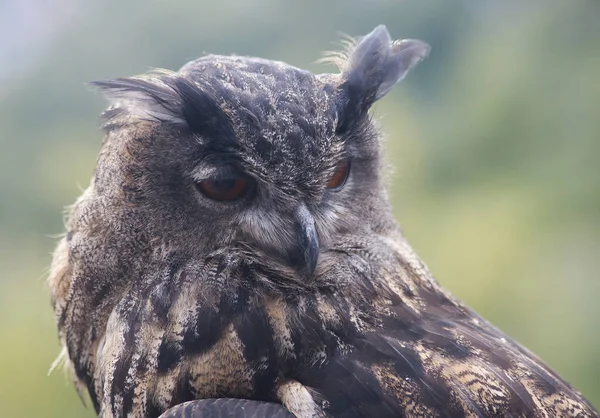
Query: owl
[[48, 26, 597, 418]]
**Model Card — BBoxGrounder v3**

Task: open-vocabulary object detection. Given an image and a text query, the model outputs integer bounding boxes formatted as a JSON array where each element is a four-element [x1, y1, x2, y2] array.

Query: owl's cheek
[[235, 205, 321, 279], [311, 201, 357, 250]]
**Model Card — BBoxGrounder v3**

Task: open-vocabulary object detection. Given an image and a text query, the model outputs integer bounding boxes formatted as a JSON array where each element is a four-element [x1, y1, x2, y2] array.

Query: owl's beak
[[289, 205, 319, 279]]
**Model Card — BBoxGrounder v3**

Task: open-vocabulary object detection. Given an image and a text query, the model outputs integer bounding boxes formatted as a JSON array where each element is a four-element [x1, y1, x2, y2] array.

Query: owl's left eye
[[326, 159, 351, 191], [196, 176, 252, 201]]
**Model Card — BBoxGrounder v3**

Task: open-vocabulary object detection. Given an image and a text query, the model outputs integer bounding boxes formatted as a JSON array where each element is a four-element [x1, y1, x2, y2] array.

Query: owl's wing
[[293, 295, 598, 417], [159, 399, 293, 418]]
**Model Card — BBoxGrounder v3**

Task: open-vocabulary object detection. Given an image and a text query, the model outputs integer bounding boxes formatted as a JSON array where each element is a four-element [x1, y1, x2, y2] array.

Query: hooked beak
[[288, 205, 319, 279]]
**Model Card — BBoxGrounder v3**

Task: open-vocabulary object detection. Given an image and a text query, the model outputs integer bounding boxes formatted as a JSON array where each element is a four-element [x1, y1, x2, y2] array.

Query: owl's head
[[84, 26, 428, 283]]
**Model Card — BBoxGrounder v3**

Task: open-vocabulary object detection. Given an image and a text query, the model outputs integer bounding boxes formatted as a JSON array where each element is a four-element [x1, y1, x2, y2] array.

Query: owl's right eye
[[326, 158, 351, 191], [196, 176, 252, 201]]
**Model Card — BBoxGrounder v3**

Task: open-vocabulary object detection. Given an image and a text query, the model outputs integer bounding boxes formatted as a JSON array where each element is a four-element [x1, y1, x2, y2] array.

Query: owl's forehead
[[180, 56, 341, 173]]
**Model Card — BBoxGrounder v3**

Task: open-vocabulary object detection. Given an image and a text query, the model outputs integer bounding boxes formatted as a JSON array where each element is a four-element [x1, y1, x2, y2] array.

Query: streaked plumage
[[48, 26, 597, 417]]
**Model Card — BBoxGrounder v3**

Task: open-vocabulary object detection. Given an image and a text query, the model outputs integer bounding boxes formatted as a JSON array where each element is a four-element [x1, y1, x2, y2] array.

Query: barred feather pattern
[[48, 25, 597, 418], [49, 222, 597, 417]]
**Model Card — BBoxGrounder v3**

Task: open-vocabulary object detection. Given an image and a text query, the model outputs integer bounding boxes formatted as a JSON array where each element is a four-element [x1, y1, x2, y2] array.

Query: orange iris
[[326, 159, 351, 191], [197, 177, 249, 201]]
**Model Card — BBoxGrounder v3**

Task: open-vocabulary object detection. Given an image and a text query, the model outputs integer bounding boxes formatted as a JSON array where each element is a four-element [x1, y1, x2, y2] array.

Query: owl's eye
[[197, 176, 251, 201], [326, 159, 351, 191]]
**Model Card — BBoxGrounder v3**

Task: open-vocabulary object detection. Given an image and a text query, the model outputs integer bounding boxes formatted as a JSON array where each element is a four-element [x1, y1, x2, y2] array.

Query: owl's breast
[[148, 293, 285, 414], [175, 323, 256, 399]]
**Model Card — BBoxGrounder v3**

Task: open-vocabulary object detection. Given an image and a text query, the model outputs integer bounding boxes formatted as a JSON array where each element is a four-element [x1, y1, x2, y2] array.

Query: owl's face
[[88, 27, 429, 282]]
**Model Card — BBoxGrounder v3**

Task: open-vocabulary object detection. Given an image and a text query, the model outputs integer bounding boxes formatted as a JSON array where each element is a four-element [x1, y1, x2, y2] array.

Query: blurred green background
[[1, 0, 599, 416]]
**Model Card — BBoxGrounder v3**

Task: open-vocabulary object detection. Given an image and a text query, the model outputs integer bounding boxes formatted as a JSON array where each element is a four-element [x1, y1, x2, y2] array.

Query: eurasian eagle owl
[[48, 26, 597, 418]]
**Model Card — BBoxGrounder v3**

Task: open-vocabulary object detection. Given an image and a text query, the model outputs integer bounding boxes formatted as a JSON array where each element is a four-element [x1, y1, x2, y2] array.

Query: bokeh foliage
[[1, 1, 598, 416]]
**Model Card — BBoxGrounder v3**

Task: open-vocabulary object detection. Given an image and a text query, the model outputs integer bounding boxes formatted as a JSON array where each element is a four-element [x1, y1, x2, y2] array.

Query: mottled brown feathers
[[48, 26, 597, 418]]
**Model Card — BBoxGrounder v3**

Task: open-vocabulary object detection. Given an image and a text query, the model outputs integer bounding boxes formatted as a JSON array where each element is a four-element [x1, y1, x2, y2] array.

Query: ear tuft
[[333, 25, 430, 132], [343, 25, 430, 102], [91, 72, 235, 140], [377, 37, 431, 100], [91, 72, 188, 127]]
